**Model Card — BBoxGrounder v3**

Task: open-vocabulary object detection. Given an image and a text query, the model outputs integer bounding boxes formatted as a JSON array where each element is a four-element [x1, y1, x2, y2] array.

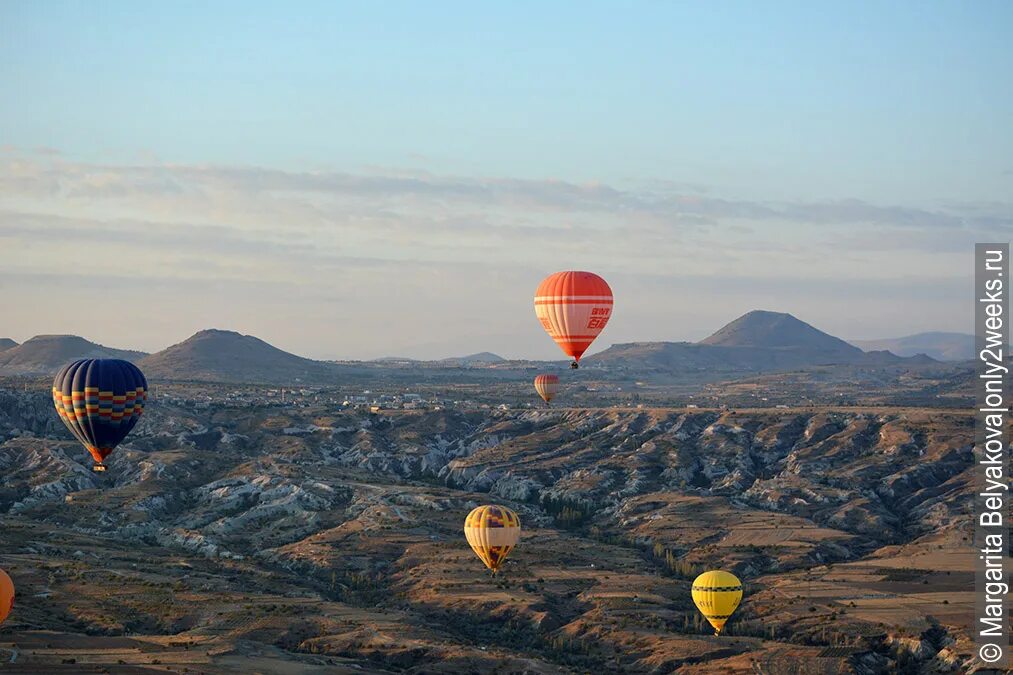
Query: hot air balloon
[[534, 271, 613, 368], [691, 570, 743, 635], [464, 505, 521, 574], [52, 359, 147, 472], [533, 374, 559, 406], [0, 569, 13, 627]]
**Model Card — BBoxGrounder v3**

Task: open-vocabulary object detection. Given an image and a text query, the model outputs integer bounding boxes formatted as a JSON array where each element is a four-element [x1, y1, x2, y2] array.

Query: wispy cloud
[[0, 152, 995, 358], [4, 154, 1009, 231]]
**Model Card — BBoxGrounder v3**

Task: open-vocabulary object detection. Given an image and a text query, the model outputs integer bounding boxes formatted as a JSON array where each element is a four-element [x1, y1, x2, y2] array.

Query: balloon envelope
[[464, 505, 521, 573], [533, 374, 559, 404], [52, 359, 147, 466], [691, 570, 742, 635], [0, 568, 13, 626], [534, 271, 613, 364]]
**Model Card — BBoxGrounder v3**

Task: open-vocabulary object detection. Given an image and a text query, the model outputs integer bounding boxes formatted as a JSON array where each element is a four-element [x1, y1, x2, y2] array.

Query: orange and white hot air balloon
[[533, 374, 559, 406], [534, 271, 613, 368]]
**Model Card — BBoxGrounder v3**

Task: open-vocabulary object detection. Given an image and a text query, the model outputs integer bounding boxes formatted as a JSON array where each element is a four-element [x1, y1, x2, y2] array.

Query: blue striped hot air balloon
[[52, 359, 147, 471]]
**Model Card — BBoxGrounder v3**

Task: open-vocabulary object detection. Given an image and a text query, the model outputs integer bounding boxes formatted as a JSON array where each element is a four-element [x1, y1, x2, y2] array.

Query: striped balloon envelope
[[691, 570, 743, 635], [533, 373, 559, 405], [52, 359, 147, 471], [464, 505, 521, 574], [534, 271, 613, 368]]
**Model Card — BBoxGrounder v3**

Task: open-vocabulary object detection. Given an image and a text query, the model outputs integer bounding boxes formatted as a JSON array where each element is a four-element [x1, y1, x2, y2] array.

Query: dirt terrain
[[0, 389, 983, 673]]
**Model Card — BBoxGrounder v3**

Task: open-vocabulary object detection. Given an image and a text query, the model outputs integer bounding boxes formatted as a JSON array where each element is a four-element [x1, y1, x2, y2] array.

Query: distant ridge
[[439, 352, 505, 366], [0, 338, 17, 352], [139, 329, 340, 383], [850, 332, 975, 362], [0, 335, 146, 375], [4, 312, 941, 382]]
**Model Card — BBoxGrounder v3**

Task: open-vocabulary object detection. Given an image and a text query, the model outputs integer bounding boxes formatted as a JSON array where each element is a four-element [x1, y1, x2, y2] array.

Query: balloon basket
[[92, 464, 107, 473], [570, 362, 579, 369]]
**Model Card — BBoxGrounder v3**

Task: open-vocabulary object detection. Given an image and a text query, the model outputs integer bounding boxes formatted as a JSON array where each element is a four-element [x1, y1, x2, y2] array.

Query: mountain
[[850, 332, 975, 361], [0, 335, 146, 375], [439, 352, 506, 366], [590, 311, 926, 374], [139, 329, 341, 383], [0, 338, 17, 352], [700, 310, 863, 357]]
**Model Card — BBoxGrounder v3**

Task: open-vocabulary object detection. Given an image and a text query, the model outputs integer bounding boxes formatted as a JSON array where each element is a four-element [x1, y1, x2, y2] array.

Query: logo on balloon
[[587, 307, 611, 329]]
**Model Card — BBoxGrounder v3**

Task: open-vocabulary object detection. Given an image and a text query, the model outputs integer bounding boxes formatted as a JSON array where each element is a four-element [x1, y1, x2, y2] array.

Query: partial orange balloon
[[0, 569, 13, 626], [533, 374, 559, 405], [534, 271, 613, 368]]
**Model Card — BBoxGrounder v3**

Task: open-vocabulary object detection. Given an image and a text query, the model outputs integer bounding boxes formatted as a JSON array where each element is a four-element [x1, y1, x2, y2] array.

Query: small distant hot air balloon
[[52, 359, 147, 472], [533, 374, 559, 406], [0, 569, 13, 627], [691, 570, 743, 636], [464, 505, 521, 574], [534, 271, 613, 368]]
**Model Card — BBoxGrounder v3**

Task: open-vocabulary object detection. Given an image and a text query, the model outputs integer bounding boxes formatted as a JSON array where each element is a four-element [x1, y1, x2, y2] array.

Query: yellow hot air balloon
[[691, 570, 742, 635], [464, 505, 521, 574]]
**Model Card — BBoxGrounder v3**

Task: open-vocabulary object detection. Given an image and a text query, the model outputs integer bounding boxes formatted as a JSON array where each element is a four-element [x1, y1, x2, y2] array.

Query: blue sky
[[1, 2, 1010, 359]]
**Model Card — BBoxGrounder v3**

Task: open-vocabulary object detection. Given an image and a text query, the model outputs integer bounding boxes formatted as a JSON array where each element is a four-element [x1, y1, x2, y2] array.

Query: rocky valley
[[0, 383, 981, 673]]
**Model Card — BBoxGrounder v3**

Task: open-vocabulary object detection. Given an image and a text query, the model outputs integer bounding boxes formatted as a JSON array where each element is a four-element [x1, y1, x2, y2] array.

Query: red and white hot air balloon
[[533, 374, 559, 405], [534, 271, 613, 368]]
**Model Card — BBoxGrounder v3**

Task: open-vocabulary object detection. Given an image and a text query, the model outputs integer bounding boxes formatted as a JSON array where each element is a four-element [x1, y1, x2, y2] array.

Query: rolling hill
[[138, 329, 342, 383], [0, 335, 146, 375], [850, 331, 975, 361], [0, 338, 17, 352]]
